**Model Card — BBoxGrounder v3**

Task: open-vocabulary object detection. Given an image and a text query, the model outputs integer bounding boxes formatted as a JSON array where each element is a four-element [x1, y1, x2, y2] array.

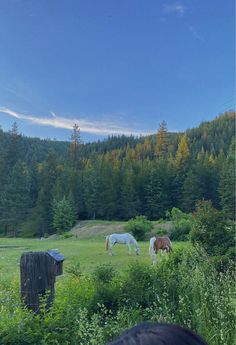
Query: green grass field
[[0, 219, 182, 282], [0, 236, 189, 283]]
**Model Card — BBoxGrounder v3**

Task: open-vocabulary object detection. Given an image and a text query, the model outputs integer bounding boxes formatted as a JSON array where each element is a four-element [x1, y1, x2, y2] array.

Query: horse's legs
[[109, 242, 114, 256], [150, 244, 157, 264], [126, 242, 131, 255]]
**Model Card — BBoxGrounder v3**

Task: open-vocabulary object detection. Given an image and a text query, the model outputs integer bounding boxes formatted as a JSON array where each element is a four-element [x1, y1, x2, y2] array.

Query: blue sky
[[0, 0, 234, 142]]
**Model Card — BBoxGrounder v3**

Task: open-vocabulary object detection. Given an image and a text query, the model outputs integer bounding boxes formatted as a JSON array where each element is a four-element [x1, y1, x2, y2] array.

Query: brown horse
[[149, 236, 172, 264], [154, 236, 172, 254]]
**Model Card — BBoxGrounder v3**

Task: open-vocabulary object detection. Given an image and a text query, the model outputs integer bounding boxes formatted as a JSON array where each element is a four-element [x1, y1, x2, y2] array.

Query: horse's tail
[[149, 237, 156, 256], [167, 237, 173, 252], [105, 235, 110, 251]]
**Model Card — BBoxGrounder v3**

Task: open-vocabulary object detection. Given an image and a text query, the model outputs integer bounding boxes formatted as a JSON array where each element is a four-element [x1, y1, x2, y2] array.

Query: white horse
[[105, 233, 140, 256]]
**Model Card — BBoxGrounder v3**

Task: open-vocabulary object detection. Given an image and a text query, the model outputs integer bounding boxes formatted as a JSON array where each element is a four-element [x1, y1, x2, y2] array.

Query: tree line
[[0, 111, 235, 237]]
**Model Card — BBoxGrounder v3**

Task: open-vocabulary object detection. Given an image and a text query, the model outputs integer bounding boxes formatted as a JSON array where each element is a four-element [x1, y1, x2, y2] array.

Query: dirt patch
[[47, 220, 174, 240], [70, 221, 126, 238]]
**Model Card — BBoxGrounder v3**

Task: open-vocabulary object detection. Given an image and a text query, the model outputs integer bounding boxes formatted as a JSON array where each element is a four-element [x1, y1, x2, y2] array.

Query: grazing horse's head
[[135, 247, 140, 256], [162, 246, 171, 253]]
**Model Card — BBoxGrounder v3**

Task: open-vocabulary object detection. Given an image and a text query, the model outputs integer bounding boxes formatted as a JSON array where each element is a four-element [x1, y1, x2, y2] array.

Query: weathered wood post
[[20, 250, 64, 313]]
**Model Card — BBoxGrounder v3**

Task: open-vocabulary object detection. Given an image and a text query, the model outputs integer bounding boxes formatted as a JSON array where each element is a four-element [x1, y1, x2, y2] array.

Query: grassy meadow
[[0, 235, 189, 282], [0, 219, 178, 281]]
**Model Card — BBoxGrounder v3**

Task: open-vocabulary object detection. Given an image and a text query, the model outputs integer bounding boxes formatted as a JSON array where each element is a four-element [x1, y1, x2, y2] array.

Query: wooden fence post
[[20, 250, 64, 313]]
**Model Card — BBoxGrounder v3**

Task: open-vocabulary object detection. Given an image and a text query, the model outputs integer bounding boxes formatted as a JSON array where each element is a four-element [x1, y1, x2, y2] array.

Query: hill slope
[[68, 220, 173, 239]]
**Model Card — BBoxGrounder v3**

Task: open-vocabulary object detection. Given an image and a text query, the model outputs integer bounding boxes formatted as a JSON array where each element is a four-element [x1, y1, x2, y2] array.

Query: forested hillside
[[0, 111, 235, 237]]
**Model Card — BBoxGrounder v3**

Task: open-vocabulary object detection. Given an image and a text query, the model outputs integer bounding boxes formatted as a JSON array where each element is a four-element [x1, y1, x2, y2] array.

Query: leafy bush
[[156, 227, 168, 236], [166, 207, 192, 241], [209, 254, 235, 272], [190, 200, 234, 256], [93, 264, 117, 284], [66, 261, 82, 277], [60, 232, 75, 239], [125, 215, 153, 240], [120, 262, 156, 308], [91, 264, 120, 312]]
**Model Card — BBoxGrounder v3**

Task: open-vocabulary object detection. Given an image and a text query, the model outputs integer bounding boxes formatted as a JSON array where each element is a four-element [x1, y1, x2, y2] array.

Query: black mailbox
[[47, 250, 65, 276]]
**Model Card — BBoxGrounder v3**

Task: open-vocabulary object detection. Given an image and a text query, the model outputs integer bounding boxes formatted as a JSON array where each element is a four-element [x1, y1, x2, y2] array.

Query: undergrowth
[[0, 247, 235, 345]]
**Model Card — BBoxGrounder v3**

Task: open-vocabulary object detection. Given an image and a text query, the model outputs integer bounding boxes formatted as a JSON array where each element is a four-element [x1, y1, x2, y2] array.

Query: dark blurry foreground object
[[107, 323, 208, 345]]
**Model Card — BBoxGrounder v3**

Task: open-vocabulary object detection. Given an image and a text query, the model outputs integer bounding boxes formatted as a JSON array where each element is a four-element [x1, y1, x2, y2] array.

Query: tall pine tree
[[155, 121, 169, 158], [219, 140, 235, 219]]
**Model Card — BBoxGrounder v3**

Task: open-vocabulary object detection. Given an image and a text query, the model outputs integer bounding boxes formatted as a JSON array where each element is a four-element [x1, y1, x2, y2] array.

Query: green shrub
[[125, 215, 153, 240], [66, 261, 82, 277], [91, 264, 120, 312], [120, 262, 157, 308], [91, 284, 120, 313], [60, 232, 75, 239], [190, 200, 235, 256], [167, 207, 192, 241], [169, 221, 191, 241], [156, 227, 168, 236], [92, 264, 117, 284]]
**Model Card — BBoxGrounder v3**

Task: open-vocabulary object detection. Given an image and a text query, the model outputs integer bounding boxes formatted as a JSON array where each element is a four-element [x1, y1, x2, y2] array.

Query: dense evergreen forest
[[0, 111, 235, 237]]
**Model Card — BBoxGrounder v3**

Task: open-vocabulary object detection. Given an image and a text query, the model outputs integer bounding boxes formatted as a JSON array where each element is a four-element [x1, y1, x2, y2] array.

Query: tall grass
[[0, 247, 234, 345]]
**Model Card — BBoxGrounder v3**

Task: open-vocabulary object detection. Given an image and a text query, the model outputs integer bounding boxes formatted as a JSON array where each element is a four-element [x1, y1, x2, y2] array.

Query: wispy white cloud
[[0, 107, 153, 137], [188, 25, 205, 43], [162, 3, 186, 16], [161, 4, 206, 44]]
